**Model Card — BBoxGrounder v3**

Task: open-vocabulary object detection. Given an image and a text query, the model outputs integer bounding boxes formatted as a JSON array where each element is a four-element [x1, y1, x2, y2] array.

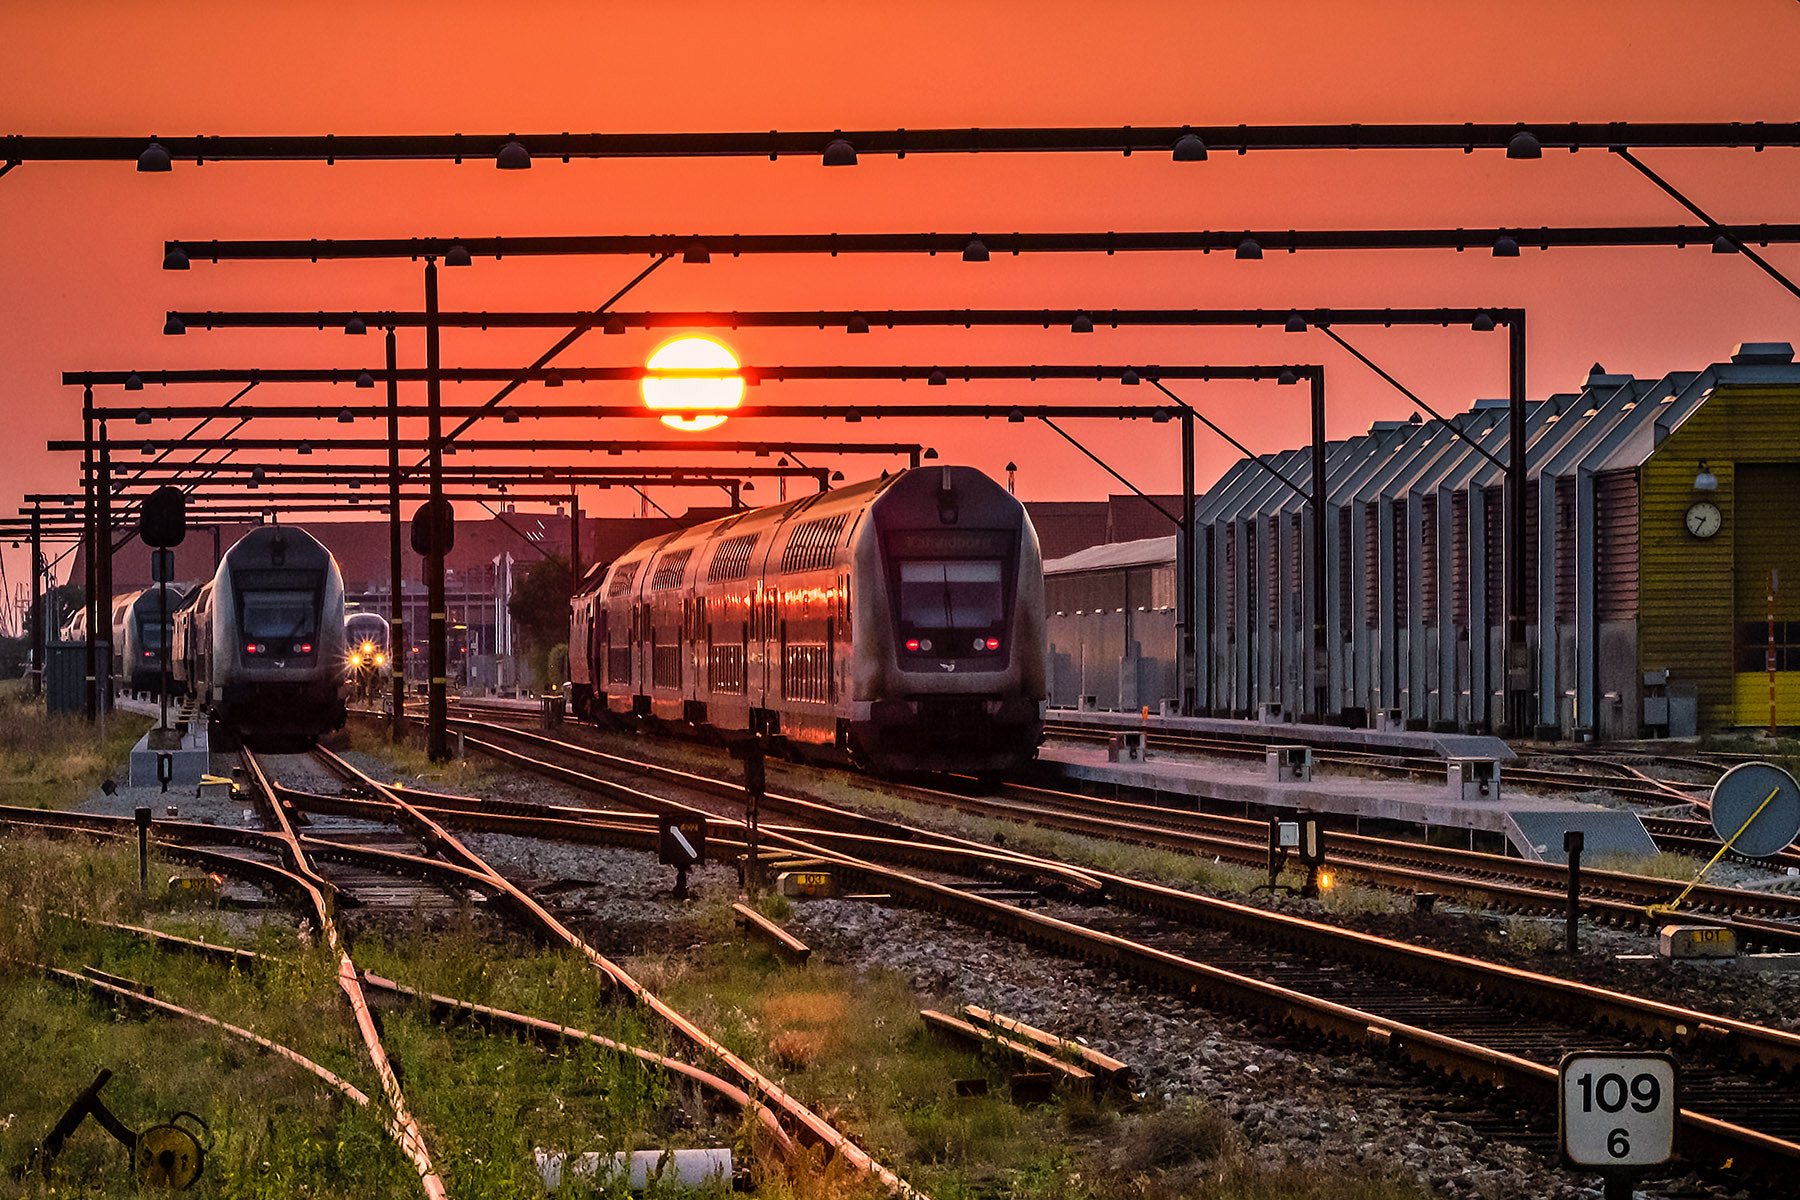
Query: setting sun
[[640, 335, 744, 431]]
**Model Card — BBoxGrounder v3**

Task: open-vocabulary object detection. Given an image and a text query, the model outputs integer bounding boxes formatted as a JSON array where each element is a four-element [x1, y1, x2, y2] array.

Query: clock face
[[1685, 501, 1722, 539]]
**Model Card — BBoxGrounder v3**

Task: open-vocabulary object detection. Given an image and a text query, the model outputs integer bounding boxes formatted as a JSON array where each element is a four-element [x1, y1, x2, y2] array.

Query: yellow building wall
[[1639, 382, 1800, 730]]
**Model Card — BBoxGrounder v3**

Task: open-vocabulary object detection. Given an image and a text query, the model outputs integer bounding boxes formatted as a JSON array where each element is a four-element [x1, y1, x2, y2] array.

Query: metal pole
[[135, 806, 150, 891], [1506, 315, 1530, 737], [96, 422, 112, 718], [570, 482, 580, 591], [386, 328, 406, 742], [1770, 569, 1780, 738], [157, 577, 168, 730], [742, 738, 765, 897], [425, 260, 449, 760], [29, 505, 42, 697], [1565, 829, 1584, 955], [1310, 369, 1329, 724], [1180, 408, 1197, 715], [82, 389, 96, 720]]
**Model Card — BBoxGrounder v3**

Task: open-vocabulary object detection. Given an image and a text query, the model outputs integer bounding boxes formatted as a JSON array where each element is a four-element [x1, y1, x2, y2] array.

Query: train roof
[[575, 470, 904, 599]]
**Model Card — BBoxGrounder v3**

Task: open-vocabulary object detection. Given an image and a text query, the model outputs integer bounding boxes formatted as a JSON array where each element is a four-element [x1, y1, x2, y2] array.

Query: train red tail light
[[987, 638, 1000, 650], [245, 643, 261, 654], [299, 643, 312, 653], [905, 639, 920, 651]]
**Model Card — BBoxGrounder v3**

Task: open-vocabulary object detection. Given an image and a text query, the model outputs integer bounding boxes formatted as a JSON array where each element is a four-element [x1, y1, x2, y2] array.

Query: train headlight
[[351, 653, 362, 665], [375, 654, 386, 667]]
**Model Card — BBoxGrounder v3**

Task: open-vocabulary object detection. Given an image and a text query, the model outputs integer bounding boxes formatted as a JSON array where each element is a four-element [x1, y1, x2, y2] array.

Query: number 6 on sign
[[1559, 1052, 1677, 1171]]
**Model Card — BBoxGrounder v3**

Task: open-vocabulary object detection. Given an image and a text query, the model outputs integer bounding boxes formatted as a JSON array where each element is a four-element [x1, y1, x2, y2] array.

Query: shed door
[[1733, 464, 1800, 726]]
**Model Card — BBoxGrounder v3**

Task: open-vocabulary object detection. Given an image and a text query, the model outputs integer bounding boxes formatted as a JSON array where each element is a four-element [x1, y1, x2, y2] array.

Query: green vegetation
[[1, 826, 1434, 1199], [0, 679, 151, 810], [333, 721, 491, 793]]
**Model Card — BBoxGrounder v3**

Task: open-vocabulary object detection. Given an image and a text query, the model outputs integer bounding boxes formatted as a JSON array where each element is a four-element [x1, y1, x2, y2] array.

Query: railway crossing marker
[[1649, 762, 1800, 918], [1558, 1051, 1676, 1199]]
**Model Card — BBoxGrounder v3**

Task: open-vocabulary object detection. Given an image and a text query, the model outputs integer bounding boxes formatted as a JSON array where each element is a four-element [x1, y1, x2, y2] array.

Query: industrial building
[[1047, 343, 1800, 739]]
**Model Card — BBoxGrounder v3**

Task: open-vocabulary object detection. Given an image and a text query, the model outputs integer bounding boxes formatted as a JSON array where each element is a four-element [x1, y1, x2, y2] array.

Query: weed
[[1589, 849, 1707, 882], [0, 682, 150, 810], [1495, 914, 1561, 954]]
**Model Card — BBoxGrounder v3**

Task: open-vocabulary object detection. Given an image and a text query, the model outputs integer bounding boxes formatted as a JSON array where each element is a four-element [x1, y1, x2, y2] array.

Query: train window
[[898, 561, 1004, 627], [241, 590, 317, 639]]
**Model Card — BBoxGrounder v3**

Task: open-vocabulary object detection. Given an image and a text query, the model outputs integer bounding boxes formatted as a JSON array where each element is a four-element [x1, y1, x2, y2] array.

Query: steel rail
[[50, 915, 797, 1160], [290, 748, 918, 1195], [797, 845, 1800, 1177], [425, 713, 1800, 931], [404, 715, 1800, 1051], [236, 752, 447, 1198], [348, 717, 1800, 1174], [43, 965, 386, 1119]]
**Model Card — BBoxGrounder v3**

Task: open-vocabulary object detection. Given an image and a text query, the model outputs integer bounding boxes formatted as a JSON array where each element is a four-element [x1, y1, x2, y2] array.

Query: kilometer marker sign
[[1559, 1052, 1677, 1172]]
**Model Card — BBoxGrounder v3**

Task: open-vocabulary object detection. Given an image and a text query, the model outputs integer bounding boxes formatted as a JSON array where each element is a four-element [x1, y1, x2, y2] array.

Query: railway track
[[351, 711, 1800, 1181], [428, 704, 1800, 947]]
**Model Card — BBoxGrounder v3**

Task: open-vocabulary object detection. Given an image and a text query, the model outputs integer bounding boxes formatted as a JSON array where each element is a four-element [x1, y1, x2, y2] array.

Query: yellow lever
[[1646, 786, 1780, 918]]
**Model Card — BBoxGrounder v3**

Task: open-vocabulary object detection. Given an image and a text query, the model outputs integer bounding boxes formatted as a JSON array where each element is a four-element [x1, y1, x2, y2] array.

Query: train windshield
[[136, 619, 166, 651], [241, 590, 318, 639], [898, 560, 1004, 627]]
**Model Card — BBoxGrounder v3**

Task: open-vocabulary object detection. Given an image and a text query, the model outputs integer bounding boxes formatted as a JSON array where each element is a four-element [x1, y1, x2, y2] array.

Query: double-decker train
[[111, 585, 193, 696], [173, 525, 349, 749], [345, 611, 392, 700], [569, 465, 1046, 774]]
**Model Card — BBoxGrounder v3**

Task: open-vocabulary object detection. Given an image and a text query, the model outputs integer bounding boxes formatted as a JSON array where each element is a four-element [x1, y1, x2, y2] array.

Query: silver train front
[[173, 525, 349, 749]]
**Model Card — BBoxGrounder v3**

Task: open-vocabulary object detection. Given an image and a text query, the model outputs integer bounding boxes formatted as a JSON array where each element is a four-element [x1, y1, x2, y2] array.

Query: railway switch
[[29, 1068, 208, 1190], [1266, 745, 1313, 783]]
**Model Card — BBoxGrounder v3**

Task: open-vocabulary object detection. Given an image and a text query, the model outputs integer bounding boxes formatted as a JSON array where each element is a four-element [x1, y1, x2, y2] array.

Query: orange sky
[[2, 0, 1799, 599]]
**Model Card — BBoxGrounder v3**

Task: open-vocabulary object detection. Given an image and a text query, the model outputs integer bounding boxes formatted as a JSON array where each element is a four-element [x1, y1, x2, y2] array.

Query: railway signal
[[659, 815, 707, 900]]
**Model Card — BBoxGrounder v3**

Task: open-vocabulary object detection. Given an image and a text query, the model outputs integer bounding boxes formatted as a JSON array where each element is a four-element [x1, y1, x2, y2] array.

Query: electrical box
[[1257, 702, 1285, 725], [1447, 757, 1501, 801], [1266, 745, 1313, 783]]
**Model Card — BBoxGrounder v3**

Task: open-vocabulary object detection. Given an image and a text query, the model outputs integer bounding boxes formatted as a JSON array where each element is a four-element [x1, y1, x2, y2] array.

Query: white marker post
[[1559, 1052, 1676, 1199]]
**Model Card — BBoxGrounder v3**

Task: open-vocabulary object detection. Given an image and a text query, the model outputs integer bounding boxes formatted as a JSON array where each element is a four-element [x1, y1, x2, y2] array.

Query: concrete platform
[[1045, 707, 1515, 761], [127, 721, 211, 790], [1035, 741, 1654, 862]]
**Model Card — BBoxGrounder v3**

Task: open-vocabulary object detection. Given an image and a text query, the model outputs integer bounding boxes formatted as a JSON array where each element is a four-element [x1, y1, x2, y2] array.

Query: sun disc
[[642, 336, 744, 430]]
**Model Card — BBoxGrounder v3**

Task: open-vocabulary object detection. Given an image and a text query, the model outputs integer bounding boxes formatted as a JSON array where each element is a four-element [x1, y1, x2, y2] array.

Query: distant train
[[173, 525, 349, 750], [111, 585, 193, 695], [569, 465, 1046, 775], [345, 611, 392, 700]]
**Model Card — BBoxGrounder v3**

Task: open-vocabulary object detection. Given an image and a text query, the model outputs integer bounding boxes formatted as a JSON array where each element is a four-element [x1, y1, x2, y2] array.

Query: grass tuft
[[0, 680, 151, 810]]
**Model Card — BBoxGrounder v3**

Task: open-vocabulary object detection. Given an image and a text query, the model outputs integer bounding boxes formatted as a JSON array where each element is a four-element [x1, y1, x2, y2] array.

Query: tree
[[508, 554, 573, 689]]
